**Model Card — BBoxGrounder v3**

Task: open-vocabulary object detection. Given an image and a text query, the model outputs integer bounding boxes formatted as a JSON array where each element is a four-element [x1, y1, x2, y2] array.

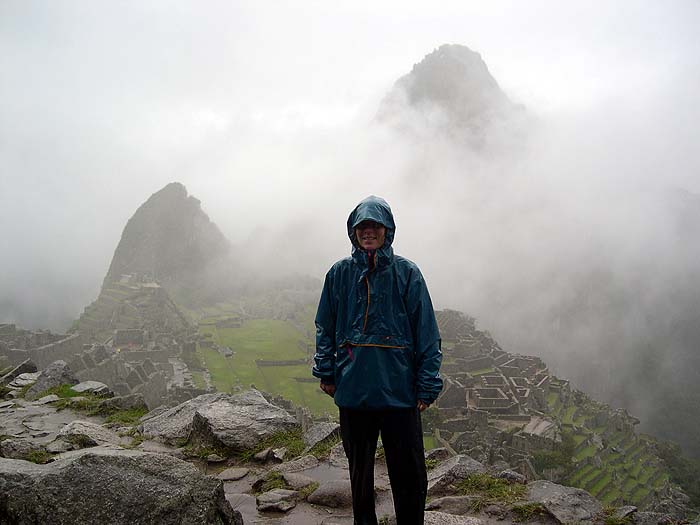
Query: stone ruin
[[432, 309, 676, 508], [0, 274, 213, 410]]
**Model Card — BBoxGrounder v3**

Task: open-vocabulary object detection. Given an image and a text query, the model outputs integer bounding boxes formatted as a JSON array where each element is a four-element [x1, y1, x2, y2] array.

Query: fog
[[2, 1, 700, 450]]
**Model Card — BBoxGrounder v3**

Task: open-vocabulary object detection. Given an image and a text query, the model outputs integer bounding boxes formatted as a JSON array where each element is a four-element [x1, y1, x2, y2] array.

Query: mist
[[2, 1, 700, 451]]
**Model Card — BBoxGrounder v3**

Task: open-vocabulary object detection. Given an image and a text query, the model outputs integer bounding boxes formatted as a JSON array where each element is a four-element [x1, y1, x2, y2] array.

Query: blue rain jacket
[[312, 195, 443, 409]]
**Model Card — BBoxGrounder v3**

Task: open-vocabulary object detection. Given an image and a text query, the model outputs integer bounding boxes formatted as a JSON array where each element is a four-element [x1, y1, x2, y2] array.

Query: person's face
[[355, 220, 386, 251]]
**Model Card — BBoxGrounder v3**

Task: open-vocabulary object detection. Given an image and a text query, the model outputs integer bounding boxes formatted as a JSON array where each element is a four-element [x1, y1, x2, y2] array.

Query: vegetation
[[532, 431, 575, 473], [455, 473, 526, 504], [307, 434, 341, 459], [511, 502, 548, 522], [197, 318, 336, 417], [425, 458, 439, 470], [23, 449, 53, 464], [238, 428, 305, 462], [600, 506, 632, 525], [45, 384, 147, 426], [104, 407, 148, 426], [253, 471, 288, 494], [655, 440, 700, 509]]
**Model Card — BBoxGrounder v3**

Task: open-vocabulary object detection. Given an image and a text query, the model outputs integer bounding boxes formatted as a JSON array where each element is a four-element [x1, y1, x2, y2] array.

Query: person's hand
[[320, 382, 336, 397], [417, 400, 430, 412]]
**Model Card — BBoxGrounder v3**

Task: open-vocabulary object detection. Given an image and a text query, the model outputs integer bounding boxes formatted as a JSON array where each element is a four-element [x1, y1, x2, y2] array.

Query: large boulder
[[427, 454, 487, 497], [0, 359, 37, 386], [528, 480, 602, 524], [71, 381, 113, 397], [25, 361, 78, 400], [0, 447, 242, 524], [56, 420, 123, 448], [139, 390, 298, 451], [307, 480, 353, 508]]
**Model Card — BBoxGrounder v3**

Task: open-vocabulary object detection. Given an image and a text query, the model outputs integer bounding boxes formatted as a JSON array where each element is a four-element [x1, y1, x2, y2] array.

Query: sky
[[1, 0, 699, 336]]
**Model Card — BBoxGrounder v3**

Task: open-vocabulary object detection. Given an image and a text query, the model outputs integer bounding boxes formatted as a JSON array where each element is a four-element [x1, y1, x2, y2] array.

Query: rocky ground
[[1, 360, 696, 524]]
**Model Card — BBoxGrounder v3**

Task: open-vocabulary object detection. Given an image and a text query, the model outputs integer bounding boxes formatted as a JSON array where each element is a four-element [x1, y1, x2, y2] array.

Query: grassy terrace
[[198, 318, 336, 418], [469, 367, 495, 376], [562, 406, 577, 425], [590, 471, 612, 496], [574, 445, 597, 461]]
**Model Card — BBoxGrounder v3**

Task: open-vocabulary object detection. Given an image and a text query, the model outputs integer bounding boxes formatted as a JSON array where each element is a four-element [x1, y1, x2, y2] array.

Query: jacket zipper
[[362, 251, 376, 333], [362, 275, 370, 333]]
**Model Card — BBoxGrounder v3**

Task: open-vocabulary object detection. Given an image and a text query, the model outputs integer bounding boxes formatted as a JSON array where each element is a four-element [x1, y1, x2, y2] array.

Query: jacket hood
[[347, 195, 396, 249]]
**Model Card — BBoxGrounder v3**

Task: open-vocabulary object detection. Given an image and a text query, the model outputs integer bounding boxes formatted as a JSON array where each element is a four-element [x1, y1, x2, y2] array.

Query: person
[[312, 195, 443, 525]]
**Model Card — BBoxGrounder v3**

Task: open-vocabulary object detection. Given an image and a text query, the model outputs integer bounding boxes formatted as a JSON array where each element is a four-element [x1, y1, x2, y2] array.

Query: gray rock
[[100, 393, 148, 412], [329, 440, 348, 468], [272, 447, 287, 462], [190, 390, 298, 451], [615, 506, 637, 520], [307, 480, 353, 508], [46, 440, 72, 454], [425, 447, 450, 462], [33, 394, 60, 405], [256, 488, 298, 512], [271, 454, 319, 473], [136, 440, 186, 459], [139, 390, 297, 452], [0, 438, 46, 460], [497, 469, 527, 484], [71, 381, 113, 397], [633, 512, 669, 525], [303, 421, 340, 449], [255, 447, 273, 462], [9, 371, 41, 388], [0, 400, 15, 409], [25, 361, 78, 400], [424, 511, 484, 524], [0, 447, 242, 524], [0, 359, 37, 386], [207, 454, 226, 463], [281, 472, 317, 490], [528, 480, 602, 523], [427, 454, 487, 496], [57, 420, 122, 448], [218, 467, 249, 481], [425, 495, 481, 515]]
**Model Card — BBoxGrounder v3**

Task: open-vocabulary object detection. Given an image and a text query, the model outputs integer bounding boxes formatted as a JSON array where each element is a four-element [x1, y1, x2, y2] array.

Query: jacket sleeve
[[312, 269, 337, 384], [406, 267, 443, 404]]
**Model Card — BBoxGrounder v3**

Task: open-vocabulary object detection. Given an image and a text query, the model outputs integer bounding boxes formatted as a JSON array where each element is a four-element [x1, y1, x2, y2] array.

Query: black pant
[[339, 407, 427, 525]]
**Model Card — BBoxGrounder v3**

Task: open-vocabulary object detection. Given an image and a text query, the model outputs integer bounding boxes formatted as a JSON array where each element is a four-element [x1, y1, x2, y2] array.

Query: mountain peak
[[378, 43, 516, 131], [103, 182, 229, 287]]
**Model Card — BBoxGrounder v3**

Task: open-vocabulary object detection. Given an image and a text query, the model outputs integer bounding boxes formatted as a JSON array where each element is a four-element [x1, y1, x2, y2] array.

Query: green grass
[[37, 384, 90, 399], [191, 371, 206, 390], [455, 473, 527, 504], [573, 433, 588, 446], [600, 487, 621, 506], [601, 506, 632, 525], [469, 367, 495, 376], [104, 407, 148, 426], [423, 434, 437, 450], [511, 502, 548, 522], [574, 445, 597, 462], [567, 463, 594, 485], [631, 486, 650, 505], [198, 319, 335, 417], [562, 406, 577, 425], [590, 472, 612, 496], [308, 434, 341, 459], [238, 428, 305, 462], [23, 449, 53, 464]]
